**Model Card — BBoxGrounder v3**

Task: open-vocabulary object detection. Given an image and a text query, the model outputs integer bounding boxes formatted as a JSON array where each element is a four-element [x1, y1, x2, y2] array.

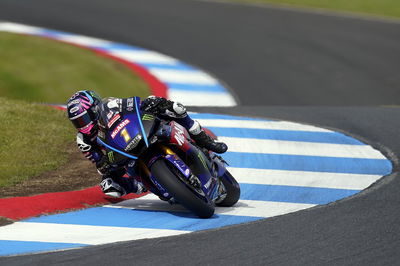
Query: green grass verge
[[231, 0, 400, 19], [0, 97, 75, 188], [0, 32, 152, 189], [0, 32, 151, 103]]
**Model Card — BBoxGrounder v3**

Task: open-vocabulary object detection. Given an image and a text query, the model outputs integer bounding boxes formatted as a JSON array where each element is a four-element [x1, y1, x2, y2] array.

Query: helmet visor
[[70, 110, 93, 130]]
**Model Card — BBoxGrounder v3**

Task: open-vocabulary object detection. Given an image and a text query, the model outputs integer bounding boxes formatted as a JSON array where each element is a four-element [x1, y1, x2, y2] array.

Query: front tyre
[[217, 170, 240, 207], [151, 159, 215, 218]]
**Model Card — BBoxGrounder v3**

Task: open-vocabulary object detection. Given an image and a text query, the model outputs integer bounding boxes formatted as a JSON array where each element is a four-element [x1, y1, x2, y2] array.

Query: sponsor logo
[[69, 106, 79, 113], [107, 113, 120, 128], [142, 114, 154, 121], [98, 130, 105, 139], [173, 124, 185, 146], [127, 98, 134, 108], [197, 153, 207, 169], [107, 111, 114, 120], [107, 151, 115, 163], [111, 119, 130, 139], [125, 134, 142, 151], [204, 177, 212, 189]]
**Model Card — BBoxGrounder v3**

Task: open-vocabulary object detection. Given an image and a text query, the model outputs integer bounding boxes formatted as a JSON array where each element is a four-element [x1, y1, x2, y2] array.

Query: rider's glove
[[96, 156, 111, 175], [141, 96, 171, 114]]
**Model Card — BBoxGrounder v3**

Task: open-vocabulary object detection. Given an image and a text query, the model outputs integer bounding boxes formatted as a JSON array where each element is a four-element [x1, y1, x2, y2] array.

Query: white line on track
[[52, 35, 112, 47], [220, 136, 386, 159], [108, 50, 179, 65], [149, 68, 219, 85], [217, 200, 316, 217], [0, 222, 189, 245], [168, 90, 237, 106], [0, 22, 42, 34], [196, 119, 332, 132], [0, 200, 312, 246], [227, 167, 381, 190], [106, 194, 316, 218]]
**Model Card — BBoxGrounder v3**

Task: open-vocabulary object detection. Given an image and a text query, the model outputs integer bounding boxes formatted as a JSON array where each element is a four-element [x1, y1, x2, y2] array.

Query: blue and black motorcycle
[[96, 97, 240, 218]]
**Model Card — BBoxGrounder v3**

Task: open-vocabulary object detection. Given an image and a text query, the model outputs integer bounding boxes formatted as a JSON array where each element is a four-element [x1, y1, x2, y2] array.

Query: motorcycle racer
[[66, 90, 228, 198]]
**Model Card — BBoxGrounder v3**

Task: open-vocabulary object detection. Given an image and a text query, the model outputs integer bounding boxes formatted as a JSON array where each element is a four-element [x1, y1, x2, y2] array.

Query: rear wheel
[[217, 170, 240, 207], [151, 159, 215, 218]]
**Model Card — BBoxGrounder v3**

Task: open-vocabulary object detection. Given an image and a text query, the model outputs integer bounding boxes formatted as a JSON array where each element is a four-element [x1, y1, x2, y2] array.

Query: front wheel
[[217, 170, 240, 207], [151, 159, 215, 218]]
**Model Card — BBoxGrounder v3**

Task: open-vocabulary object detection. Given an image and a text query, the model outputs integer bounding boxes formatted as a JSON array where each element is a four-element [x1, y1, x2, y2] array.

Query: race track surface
[[0, 0, 399, 265]]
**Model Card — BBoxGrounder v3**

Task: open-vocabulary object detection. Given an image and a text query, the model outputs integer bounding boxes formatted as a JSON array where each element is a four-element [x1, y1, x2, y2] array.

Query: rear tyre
[[151, 159, 215, 218], [217, 170, 240, 207]]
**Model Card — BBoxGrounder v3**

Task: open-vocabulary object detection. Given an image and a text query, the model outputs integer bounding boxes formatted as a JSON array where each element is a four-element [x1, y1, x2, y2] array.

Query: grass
[[231, 0, 400, 19], [0, 97, 75, 187], [0, 32, 151, 103], [0, 32, 152, 189]]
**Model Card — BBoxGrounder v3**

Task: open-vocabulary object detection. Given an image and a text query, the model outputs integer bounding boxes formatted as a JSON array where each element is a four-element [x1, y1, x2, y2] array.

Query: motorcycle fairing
[[98, 97, 149, 155], [96, 97, 225, 205], [154, 123, 220, 201], [97, 137, 138, 160], [168, 121, 191, 152]]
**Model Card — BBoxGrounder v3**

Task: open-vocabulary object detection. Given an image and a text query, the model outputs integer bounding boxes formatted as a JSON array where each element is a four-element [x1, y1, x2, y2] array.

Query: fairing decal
[[134, 97, 149, 148], [97, 137, 138, 160]]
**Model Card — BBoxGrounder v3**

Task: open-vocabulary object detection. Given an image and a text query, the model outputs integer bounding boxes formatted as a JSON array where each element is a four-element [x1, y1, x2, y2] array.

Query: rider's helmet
[[67, 90, 102, 136]]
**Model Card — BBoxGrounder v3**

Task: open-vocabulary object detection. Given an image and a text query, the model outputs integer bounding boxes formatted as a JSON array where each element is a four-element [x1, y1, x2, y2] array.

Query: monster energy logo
[[197, 153, 207, 169], [142, 114, 154, 121], [107, 151, 115, 163]]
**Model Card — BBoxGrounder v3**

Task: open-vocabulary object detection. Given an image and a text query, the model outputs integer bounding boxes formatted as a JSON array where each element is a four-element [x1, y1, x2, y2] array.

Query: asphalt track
[[0, 0, 400, 265]]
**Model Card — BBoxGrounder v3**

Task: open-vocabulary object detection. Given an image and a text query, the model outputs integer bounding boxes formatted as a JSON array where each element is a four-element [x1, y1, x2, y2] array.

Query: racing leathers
[[76, 96, 228, 198]]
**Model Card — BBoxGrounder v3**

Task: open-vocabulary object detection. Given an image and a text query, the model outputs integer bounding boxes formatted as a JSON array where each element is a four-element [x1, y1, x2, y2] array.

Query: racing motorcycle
[[96, 97, 240, 218]]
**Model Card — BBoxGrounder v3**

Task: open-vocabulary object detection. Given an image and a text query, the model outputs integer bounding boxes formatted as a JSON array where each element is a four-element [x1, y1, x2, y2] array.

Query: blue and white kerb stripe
[[0, 113, 392, 256]]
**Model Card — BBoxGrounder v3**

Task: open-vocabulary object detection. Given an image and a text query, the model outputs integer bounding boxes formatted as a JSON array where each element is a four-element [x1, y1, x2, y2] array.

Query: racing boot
[[100, 177, 127, 198], [189, 121, 228, 154], [100, 176, 146, 198]]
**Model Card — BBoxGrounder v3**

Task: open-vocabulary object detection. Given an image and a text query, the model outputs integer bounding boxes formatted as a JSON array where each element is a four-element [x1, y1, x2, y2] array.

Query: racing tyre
[[151, 159, 215, 218], [217, 170, 240, 207]]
